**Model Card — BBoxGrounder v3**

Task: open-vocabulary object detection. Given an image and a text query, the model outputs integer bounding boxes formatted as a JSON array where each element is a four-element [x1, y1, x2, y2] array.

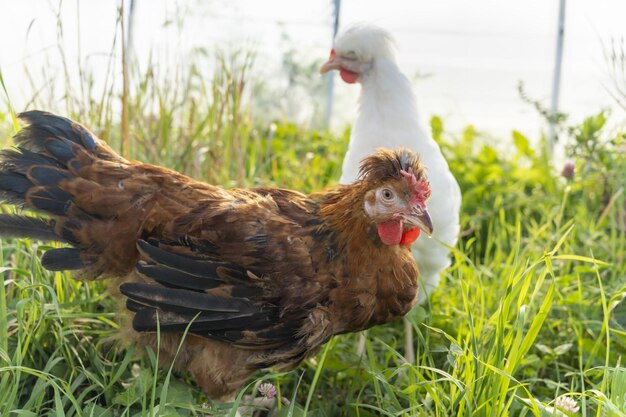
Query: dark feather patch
[[28, 166, 72, 186], [0, 215, 62, 242], [231, 285, 264, 299], [119, 282, 256, 315], [18, 111, 97, 151], [0, 172, 32, 196], [136, 240, 247, 281], [41, 248, 91, 270], [126, 299, 146, 313], [130, 308, 271, 333], [0, 148, 60, 174], [44, 139, 78, 164], [208, 322, 297, 348], [27, 187, 72, 215], [136, 262, 222, 291], [53, 218, 82, 244]]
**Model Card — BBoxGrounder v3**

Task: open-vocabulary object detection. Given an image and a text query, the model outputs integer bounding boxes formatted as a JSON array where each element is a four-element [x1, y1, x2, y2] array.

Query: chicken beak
[[404, 207, 433, 236], [320, 56, 341, 74]]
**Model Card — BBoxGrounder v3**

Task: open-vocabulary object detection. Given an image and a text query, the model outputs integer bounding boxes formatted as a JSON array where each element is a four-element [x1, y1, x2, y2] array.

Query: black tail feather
[[28, 187, 73, 215], [29, 166, 73, 186], [42, 138, 80, 164], [0, 148, 61, 174], [0, 214, 61, 242], [0, 172, 32, 197], [15, 111, 97, 152], [0, 111, 94, 214], [0, 111, 109, 276], [41, 248, 93, 270]]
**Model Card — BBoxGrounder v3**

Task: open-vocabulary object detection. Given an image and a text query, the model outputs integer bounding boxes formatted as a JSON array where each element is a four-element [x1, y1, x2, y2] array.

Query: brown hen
[[0, 111, 433, 401]]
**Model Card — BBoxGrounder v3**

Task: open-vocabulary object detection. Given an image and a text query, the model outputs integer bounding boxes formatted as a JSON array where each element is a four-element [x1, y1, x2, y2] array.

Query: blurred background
[[1, 0, 625, 141]]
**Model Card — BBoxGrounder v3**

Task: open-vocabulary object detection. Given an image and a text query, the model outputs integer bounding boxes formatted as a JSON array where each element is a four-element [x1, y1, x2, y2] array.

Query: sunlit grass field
[[1, 21, 626, 417]]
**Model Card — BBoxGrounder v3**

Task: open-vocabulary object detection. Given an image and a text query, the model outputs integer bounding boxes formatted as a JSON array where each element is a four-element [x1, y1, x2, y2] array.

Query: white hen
[[321, 24, 461, 360]]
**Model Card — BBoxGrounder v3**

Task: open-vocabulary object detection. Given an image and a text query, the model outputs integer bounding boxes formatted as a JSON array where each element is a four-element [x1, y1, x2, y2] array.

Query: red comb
[[330, 48, 336, 58], [400, 167, 417, 187], [401, 167, 430, 206]]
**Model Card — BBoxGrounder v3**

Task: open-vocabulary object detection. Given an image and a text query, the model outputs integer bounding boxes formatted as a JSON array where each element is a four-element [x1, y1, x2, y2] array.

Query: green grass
[[1, 13, 626, 416]]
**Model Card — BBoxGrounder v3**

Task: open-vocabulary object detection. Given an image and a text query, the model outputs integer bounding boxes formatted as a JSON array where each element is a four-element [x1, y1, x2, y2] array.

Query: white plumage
[[321, 24, 461, 305]]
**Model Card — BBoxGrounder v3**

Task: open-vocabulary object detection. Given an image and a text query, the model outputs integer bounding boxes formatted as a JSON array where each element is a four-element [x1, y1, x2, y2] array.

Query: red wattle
[[400, 228, 421, 246], [377, 219, 403, 245], [339, 69, 359, 84]]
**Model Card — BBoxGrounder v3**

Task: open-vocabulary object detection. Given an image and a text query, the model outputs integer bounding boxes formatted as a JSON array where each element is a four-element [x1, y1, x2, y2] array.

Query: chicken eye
[[381, 189, 394, 200], [342, 51, 358, 61]]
